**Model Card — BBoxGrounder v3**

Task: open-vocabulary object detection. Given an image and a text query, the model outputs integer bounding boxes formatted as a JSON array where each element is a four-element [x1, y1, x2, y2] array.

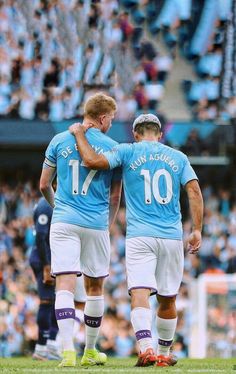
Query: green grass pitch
[[0, 357, 236, 374]]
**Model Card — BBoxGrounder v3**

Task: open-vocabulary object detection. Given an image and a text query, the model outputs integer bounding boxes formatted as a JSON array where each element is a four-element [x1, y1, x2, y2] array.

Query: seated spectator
[[133, 66, 146, 84], [133, 82, 149, 110], [145, 80, 164, 109], [142, 58, 158, 82], [115, 321, 135, 357], [48, 89, 64, 122], [181, 128, 205, 155], [119, 11, 134, 42], [188, 79, 206, 105], [154, 53, 172, 82], [18, 89, 35, 120], [35, 90, 49, 121]]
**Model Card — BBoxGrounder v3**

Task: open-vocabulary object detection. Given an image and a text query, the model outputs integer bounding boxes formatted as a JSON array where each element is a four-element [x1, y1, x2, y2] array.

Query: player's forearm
[[186, 180, 203, 231], [40, 167, 56, 208], [109, 182, 122, 229], [74, 131, 109, 170], [40, 185, 55, 208]]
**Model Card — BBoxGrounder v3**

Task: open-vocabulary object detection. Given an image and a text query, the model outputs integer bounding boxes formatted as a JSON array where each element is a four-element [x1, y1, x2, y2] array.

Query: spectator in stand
[[181, 129, 206, 156], [134, 82, 149, 110], [119, 11, 134, 42], [0, 0, 234, 122]]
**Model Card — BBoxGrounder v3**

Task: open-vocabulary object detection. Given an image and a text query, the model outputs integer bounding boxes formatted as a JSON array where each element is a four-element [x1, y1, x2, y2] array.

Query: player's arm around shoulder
[[69, 123, 109, 170], [185, 179, 204, 254]]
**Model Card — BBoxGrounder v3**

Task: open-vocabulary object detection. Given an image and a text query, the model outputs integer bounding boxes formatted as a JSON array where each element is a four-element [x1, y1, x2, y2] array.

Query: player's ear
[[133, 130, 140, 142], [100, 115, 106, 125], [158, 131, 163, 140]]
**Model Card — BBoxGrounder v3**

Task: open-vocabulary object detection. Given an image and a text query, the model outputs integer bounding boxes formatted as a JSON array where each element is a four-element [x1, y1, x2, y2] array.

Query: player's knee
[[56, 274, 76, 293], [130, 288, 150, 308], [84, 276, 104, 295], [86, 284, 103, 295], [157, 295, 176, 309]]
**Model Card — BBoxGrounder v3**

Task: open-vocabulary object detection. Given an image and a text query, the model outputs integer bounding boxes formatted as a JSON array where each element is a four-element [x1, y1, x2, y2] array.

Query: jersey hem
[[126, 234, 183, 240], [51, 219, 108, 231]]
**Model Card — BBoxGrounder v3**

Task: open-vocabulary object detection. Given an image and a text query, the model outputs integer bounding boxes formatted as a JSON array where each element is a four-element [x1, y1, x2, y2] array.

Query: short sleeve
[[181, 157, 198, 186], [45, 137, 57, 167], [103, 143, 131, 170]]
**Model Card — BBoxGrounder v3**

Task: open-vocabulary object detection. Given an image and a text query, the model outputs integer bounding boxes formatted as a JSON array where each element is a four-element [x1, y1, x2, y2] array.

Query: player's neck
[[140, 135, 159, 142], [83, 119, 100, 130]]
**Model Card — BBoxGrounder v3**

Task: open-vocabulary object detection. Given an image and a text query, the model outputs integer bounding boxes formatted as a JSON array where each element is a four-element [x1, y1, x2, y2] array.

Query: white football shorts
[[126, 237, 184, 296], [50, 222, 110, 278], [74, 275, 87, 303]]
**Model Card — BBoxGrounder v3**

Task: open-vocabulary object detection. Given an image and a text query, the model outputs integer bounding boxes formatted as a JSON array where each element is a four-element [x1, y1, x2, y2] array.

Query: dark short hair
[[134, 122, 161, 135]]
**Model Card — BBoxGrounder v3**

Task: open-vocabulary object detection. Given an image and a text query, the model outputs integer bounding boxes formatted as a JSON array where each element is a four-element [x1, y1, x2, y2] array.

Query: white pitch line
[[0, 369, 232, 373]]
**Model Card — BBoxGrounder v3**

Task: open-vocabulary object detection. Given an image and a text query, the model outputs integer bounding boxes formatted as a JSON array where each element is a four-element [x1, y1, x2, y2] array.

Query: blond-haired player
[[40, 93, 122, 367]]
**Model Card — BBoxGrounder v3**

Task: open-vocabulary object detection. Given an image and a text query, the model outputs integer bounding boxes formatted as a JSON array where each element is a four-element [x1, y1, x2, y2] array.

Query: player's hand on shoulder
[[187, 229, 202, 254], [69, 122, 83, 135], [69, 122, 92, 135], [43, 264, 55, 286]]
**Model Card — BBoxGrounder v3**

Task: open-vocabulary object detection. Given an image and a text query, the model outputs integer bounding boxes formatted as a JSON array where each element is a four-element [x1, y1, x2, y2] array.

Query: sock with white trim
[[131, 307, 153, 353]]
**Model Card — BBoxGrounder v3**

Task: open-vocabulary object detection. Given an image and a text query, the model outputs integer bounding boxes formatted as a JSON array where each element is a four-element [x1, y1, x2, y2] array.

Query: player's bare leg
[[81, 276, 107, 366], [74, 301, 85, 338], [156, 294, 178, 367], [73, 275, 86, 342], [55, 274, 77, 367], [130, 289, 157, 367]]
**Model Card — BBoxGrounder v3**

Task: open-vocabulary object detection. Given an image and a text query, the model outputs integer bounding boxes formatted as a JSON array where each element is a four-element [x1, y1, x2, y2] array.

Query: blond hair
[[84, 93, 117, 119]]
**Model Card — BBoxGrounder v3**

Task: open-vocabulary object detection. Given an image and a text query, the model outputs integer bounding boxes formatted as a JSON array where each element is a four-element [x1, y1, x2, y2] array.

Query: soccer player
[[69, 113, 203, 367], [39, 93, 122, 367], [30, 196, 60, 360], [30, 197, 86, 360]]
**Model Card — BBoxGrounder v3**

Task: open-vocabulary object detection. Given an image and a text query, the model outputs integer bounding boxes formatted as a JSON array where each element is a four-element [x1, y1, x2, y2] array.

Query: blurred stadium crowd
[[0, 180, 236, 358], [0, 0, 235, 123]]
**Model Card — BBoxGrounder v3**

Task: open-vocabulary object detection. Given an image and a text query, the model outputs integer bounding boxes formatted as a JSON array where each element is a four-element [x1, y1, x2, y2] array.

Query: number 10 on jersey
[[141, 168, 173, 205]]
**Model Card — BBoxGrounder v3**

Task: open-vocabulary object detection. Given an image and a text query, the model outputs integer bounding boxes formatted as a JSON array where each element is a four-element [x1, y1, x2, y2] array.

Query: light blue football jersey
[[45, 128, 120, 230], [104, 141, 198, 239]]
